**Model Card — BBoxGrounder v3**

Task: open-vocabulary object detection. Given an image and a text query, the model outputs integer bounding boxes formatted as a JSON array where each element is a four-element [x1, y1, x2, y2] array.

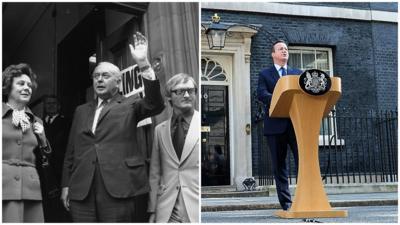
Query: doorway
[[57, 5, 142, 119], [57, 9, 100, 118], [201, 85, 230, 186]]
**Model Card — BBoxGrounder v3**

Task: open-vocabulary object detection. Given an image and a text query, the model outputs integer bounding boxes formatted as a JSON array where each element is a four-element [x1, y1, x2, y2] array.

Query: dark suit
[[42, 114, 71, 222], [62, 79, 164, 221], [44, 115, 70, 186], [257, 65, 302, 210]]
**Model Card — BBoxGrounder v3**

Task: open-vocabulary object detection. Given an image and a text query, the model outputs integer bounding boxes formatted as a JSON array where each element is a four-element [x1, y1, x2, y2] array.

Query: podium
[[270, 75, 347, 218]]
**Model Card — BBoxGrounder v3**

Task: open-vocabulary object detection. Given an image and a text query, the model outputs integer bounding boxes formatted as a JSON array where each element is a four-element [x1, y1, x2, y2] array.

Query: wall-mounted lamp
[[204, 14, 276, 51], [204, 14, 230, 50]]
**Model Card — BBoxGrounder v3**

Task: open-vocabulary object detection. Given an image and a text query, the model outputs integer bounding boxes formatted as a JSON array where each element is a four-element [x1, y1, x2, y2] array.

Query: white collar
[[97, 98, 109, 107], [274, 64, 287, 72], [46, 113, 59, 119]]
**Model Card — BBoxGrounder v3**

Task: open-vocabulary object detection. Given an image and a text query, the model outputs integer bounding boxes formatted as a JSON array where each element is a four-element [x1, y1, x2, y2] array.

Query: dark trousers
[[42, 195, 72, 222], [266, 124, 298, 210], [70, 163, 136, 222]]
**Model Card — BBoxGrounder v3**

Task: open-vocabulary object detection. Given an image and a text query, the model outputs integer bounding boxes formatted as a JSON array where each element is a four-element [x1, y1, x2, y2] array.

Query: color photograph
[[200, 2, 397, 223]]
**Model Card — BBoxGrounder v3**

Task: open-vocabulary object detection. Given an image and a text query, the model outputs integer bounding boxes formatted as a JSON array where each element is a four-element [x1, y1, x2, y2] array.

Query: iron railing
[[254, 108, 398, 186]]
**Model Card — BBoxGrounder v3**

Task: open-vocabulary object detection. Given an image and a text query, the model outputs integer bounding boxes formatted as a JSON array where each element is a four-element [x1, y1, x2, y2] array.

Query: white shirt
[[92, 98, 108, 134], [45, 114, 59, 124], [141, 67, 156, 80], [274, 64, 287, 77]]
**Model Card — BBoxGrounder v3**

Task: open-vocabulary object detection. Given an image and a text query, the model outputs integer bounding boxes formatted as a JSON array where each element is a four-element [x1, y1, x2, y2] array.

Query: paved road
[[202, 192, 397, 208], [201, 205, 398, 223]]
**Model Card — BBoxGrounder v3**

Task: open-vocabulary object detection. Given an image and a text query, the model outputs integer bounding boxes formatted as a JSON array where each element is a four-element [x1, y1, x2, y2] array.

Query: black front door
[[201, 85, 230, 186]]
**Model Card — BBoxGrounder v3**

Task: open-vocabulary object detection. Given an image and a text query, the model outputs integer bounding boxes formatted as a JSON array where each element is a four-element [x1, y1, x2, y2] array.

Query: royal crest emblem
[[299, 69, 331, 96]]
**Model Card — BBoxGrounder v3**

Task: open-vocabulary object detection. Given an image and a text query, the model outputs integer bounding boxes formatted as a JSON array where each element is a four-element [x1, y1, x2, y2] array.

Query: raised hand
[[129, 32, 150, 68]]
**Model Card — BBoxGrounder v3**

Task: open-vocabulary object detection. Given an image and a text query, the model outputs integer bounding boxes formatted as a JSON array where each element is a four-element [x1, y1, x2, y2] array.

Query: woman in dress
[[2, 63, 49, 222]]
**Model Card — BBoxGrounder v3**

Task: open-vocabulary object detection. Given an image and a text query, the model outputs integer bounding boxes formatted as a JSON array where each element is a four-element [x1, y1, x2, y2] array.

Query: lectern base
[[275, 209, 348, 218]]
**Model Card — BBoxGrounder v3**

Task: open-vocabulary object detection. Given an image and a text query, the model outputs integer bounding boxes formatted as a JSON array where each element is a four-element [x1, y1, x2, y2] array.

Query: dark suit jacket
[[61, 79, 165, 200], [44, 115, 70, 186], [257, 66, 302, 135]]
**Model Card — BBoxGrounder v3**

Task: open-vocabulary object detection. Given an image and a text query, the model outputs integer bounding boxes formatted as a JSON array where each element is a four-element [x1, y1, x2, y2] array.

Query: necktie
[[92, 100, 107, 134], [172, 116, 185, 160], [46, 115, 53, 124], [280, 67, 287, 76]]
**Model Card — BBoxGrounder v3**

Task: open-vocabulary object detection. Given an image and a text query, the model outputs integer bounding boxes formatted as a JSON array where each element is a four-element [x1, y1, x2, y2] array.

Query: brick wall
[[371, 22, 398, 111], [202, 6, 397, 176]]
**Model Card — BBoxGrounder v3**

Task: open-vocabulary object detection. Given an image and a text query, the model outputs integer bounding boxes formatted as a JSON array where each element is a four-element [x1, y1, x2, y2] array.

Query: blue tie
[[280, 67, 287, 76]]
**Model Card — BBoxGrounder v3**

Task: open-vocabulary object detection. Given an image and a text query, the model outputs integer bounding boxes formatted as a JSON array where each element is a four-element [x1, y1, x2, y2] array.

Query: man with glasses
[[61, 32, 165, 222], [148, 73, 199, 223], [257, 40, 302, 211]]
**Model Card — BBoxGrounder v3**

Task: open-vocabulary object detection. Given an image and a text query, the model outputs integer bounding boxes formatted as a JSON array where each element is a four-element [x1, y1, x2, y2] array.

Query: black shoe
[[282, 203, 291, 211]]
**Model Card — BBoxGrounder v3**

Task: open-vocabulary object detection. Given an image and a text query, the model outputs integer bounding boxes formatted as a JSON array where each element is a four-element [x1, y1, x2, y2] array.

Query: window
[[288, 46, 332, 76], [201, 57, 229, 83], [288, 46, 344, 146]]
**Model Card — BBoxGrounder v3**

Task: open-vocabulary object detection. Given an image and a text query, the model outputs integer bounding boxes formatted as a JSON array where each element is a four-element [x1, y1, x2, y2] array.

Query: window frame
[[288, 46, 345, 146], [288, 46, 333, 76]]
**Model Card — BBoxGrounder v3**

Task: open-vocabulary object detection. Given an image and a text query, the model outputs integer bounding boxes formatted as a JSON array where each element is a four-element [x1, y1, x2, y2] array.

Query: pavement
[[202, 192, 398, 212], [201, 205, 398, 223]]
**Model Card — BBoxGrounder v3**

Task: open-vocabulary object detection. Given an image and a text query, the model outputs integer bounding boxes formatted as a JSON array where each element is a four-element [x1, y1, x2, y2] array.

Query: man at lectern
[[257, 40, 302, 211]]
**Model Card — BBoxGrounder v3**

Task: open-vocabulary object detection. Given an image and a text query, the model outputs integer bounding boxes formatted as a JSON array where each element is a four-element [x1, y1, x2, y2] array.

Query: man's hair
[[43, 94, 59, 103], [2, 63, 38, 102], [93, 62, 121, 80], [165, 73, 197, 98], [271, 40, 287, 53], [43, 94, 61, 113]]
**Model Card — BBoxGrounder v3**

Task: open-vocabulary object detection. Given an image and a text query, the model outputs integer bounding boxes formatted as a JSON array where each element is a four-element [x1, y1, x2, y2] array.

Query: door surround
[[201, 25, 258, 190]]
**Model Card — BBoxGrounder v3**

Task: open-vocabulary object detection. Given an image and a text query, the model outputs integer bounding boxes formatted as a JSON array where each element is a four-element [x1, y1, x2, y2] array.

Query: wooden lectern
[[270, 75, 347, 218]]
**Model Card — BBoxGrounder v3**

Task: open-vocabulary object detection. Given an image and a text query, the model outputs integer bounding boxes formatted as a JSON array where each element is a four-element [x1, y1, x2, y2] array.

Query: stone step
[[268, 182, 398, 196], [201, 185, 237, 192], [202, 185, 270, 198], [202, 190, 270, 198], [201, 182, 397, 198]]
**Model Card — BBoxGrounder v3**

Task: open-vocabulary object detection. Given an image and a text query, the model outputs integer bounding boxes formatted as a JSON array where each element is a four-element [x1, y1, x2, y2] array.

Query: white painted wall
[[202, 2, 398, 23]]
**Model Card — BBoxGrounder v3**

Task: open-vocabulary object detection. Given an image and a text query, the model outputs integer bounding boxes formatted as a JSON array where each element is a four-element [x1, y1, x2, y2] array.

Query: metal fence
[[254, 108, 398, 186]]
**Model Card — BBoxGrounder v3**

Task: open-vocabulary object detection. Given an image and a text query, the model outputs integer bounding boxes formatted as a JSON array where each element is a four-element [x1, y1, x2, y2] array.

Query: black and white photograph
[[2, 1, 199, 222]]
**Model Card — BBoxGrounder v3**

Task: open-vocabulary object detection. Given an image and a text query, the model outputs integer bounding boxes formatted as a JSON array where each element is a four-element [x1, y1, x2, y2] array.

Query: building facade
[[201, 2, 397, 189], [3, 2, 199, 120]]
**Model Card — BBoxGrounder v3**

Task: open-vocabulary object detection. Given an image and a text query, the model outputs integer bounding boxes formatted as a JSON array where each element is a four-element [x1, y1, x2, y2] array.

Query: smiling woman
[[2, 63, 51, 222], [2, 64, 37, 104]]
